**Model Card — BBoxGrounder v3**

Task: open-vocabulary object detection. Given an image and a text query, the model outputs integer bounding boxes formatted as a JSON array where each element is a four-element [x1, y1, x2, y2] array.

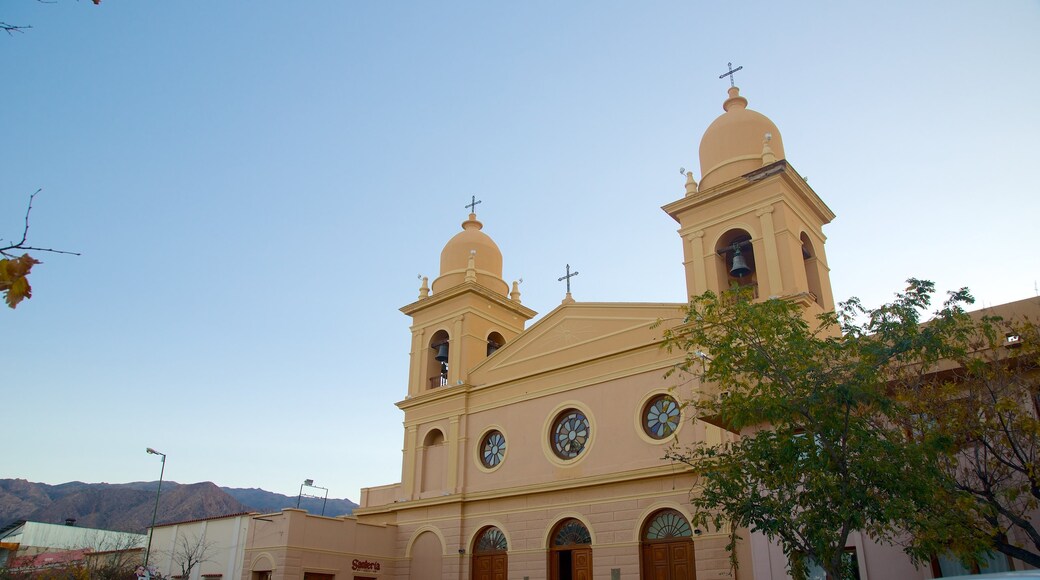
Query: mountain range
[[0, 479, 357, 533]]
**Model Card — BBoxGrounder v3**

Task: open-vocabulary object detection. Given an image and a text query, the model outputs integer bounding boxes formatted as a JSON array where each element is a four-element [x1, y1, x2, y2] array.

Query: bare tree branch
[[1, 22, 32, 35], [1, 189, 80, 258]]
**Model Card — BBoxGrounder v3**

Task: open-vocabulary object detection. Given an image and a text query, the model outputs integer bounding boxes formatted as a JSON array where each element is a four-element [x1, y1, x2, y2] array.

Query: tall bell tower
[[663, 85, 837, 316]]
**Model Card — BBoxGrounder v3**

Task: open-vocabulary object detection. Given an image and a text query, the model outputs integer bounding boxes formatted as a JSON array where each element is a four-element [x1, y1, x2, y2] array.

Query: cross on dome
[[719, 62, 743, 88]]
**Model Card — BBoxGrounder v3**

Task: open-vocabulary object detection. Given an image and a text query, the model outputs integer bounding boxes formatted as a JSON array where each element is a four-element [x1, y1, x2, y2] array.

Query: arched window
[[474, 527, 508, 553], [486, 332, 505, 356], [800, 232, 823, 306], [640, 510, 695, 579], [643, 509, 693, 540], [472, 527, 508, 580], [549, 519, 592, 580], [428, 330, 450, 389], [552, 519, 591, 547], [715, 229, 757, 298]]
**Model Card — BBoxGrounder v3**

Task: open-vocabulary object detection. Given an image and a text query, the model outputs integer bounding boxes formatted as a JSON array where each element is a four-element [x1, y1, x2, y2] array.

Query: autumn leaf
[[0, 253, 42, 308]]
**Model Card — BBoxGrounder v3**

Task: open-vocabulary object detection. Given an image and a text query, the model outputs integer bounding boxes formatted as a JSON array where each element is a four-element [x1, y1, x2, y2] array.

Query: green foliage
[[898, 312, 1040, 568], [662, 280, 981, 580]]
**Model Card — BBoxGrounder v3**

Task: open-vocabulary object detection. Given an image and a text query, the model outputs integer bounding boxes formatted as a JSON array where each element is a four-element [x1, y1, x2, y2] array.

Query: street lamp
[[144, 448, 166, 570], [296, 479, 330, 516]]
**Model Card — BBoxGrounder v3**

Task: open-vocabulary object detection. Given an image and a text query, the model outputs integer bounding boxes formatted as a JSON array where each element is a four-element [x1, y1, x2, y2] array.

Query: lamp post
[[144, 448, 166, 570], [295, 479, 330, 516]]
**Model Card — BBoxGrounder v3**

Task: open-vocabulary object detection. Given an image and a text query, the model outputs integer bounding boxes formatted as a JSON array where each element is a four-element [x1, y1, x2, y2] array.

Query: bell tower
[[396, 209, 535, 499], [663, 86, 837, 316]]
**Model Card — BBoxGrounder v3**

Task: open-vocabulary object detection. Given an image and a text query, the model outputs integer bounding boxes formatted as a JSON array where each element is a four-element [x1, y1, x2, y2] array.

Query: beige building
[[240, 85, 1035, 580], [149, 512, 254, 580]]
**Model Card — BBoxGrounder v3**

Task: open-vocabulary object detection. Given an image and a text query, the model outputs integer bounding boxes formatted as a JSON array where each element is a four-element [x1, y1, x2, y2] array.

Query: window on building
[[474, 527, 508, 553], [643, 509, 693, 540], [550, 409, 590, 460], [643, 394, 681, 439], [479, 430, 506, 468], [428, 330, 450, 389], [715, 229, 757, 298], [800, 548, 860, 580], [487, 332, 505, 356], [931, 551, 1011, 577]]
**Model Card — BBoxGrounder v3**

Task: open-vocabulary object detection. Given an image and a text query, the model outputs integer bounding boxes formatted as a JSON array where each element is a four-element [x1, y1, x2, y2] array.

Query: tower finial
[[465, 195, 482, 215], [684, 170, 698, 196], [718, 62, 743, 88], [465, 250, 477, 283], [761, 132, 777, 165]]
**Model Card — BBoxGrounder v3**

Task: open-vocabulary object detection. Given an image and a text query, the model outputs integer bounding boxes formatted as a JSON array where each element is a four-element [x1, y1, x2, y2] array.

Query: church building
[[237, 84, 1002, 580]]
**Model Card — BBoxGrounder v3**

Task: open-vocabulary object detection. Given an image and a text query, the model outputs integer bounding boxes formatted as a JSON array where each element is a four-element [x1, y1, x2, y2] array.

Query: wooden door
[[573, 548, 593, 580], [641, 540, 695, 579], [473, 553, 507, 580]]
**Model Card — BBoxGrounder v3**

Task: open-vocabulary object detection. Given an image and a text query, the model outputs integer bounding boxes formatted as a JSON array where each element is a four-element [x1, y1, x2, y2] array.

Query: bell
[[729, 247, 751, 278], [435, 342, 449, 363]]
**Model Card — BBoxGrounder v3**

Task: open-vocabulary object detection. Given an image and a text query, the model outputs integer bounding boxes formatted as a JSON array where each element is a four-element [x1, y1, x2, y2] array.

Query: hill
[[0, 479, 357, 533]]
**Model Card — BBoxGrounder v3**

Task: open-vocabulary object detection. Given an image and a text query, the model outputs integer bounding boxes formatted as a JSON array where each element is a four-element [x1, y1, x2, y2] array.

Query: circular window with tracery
[[643, 509, 693, 540], [550, 409, 590, 460], [480, 430, 506, 468], [643, 394, 681, 439]]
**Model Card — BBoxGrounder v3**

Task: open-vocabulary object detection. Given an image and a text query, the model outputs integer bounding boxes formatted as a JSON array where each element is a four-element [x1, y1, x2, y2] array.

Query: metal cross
[[465, 196, 482, 213], [719, 62, 743, 87], [557, 264, 579, 293]]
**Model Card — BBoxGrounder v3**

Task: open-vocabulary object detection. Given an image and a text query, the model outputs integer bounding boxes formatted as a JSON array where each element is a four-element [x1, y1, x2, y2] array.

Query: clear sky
[[3, 1, 1038, 503]]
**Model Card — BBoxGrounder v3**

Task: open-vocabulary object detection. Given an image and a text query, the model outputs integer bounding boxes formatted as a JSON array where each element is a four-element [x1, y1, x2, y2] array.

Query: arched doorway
[[471, 526, 507, 580], [640, 509, 695, 579], [548, 518, 592, 580]]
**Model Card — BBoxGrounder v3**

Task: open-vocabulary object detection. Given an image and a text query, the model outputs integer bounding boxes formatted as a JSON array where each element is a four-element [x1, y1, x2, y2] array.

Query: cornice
[[662, 160, 835, 226], [400, 281, 537, 320], [352, 463, 694, 516]]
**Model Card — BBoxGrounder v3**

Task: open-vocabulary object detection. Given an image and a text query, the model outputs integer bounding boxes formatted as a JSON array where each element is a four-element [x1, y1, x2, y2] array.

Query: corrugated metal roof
[[151, 511, 256, 529]]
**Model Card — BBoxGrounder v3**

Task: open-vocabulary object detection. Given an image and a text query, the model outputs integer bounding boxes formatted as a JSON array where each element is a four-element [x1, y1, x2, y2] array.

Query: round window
[[480, 430, 506, 468], [550, 409, 590, 459], [643, 394, 680, 439]]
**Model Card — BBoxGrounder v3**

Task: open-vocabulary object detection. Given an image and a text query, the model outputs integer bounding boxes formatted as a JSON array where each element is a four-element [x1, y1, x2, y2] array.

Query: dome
[[698, 87, 785, 190], [431, 213, 508, 296]]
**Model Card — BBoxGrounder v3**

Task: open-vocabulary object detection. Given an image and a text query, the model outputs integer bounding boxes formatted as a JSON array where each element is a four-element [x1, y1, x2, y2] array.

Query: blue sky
[[3, 1, 1038, 503]]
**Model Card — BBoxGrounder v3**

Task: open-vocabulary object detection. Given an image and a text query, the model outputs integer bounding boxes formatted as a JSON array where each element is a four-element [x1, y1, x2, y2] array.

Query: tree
[[1, 189, 78, 308], [898, 311, 1040, 569], [661, 280, 979, 580], [3, 0, 101, 35], [169, 532, 214, 580]]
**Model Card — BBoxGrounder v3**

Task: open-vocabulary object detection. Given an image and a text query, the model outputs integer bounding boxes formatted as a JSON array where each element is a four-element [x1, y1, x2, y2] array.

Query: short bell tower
[[396, 209, 535, 500]]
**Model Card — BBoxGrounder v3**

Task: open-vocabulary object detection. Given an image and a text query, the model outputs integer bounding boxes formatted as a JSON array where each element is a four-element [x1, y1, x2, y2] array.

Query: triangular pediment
[[468, 302, 685, 386]]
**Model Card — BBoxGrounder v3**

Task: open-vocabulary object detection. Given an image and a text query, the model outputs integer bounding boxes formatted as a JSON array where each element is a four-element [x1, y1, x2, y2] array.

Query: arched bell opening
[[715, 229, 757, 299], [486, 332, 505, 357], [471, 526, 508, 580], [427, 330, 450, 389], [547, 518, 592, 580], [639, 509, 696, 579], [800, 232, 823, 306]]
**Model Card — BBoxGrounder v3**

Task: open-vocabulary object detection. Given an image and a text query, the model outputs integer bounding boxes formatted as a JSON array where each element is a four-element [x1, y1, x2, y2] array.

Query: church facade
[[237, 86, 1000, 580]]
